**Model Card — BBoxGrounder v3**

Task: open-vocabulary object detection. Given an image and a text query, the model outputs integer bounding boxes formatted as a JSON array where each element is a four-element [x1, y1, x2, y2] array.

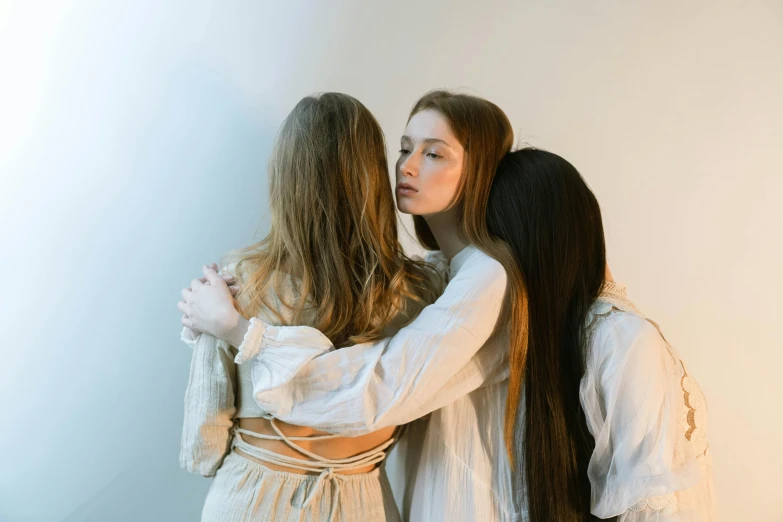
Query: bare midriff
[[236, 417, 396, 475]]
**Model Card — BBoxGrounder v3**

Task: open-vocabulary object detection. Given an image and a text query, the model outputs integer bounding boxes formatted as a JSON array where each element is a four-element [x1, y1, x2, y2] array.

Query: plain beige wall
[[2, 1, 780, 520]]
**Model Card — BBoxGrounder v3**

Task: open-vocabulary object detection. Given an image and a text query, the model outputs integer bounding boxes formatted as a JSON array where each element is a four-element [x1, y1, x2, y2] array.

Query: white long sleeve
[[179, 331, 237, 477], [241, 246, 508, 436]]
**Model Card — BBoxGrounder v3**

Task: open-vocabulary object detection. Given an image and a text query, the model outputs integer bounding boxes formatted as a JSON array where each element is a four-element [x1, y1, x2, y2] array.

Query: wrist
[[222, 311, 250, 348]]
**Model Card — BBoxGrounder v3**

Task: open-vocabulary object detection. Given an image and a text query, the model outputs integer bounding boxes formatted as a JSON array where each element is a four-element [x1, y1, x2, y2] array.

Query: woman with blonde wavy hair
[[177, 92, 440, 522]]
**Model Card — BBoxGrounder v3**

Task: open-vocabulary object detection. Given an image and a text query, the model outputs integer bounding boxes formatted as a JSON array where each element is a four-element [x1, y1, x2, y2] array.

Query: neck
[[424, 210, 469, 262]]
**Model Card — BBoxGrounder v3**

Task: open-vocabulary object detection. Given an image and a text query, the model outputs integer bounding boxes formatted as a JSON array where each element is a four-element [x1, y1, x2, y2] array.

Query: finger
[[228, 285, 240, 296], [181, 315, 193, 328], [202, 265, 225, 286], [177, 301, 188, 314], [191, 278, 204, 289], [181, 287, 192, 300], [210, 263, 219, 272], [221, 274, 236, 284]]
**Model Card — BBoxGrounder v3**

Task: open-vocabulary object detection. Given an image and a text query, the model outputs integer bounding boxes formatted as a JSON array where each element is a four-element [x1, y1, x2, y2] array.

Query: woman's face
[[395, 109, 465, 216]]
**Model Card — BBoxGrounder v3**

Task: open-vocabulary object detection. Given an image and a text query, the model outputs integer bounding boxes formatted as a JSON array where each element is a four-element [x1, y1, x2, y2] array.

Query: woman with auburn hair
[[181, 90, 522, 521], [178, 92, 441, 522]]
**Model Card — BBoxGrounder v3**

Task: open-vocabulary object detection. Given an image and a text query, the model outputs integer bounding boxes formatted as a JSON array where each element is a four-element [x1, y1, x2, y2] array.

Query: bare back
[[232, 271, 430, 476]]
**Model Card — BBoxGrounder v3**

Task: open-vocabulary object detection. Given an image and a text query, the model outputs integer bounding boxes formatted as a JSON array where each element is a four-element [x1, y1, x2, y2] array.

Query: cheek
[[428, 165, 461, 201], [415, 165, 461, 211]]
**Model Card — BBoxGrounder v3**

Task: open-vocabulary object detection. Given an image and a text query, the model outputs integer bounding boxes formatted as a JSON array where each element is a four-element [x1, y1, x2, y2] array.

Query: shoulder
[[417, 248, 506, 291], [442, 248, 507, 312], [586, 308, 679, 425], [459, 247, 507, 285], [587, 305, 670, 374], [430, 247, 507, 314], [604, 309, 660, 345], [249, 271, 307, 325]]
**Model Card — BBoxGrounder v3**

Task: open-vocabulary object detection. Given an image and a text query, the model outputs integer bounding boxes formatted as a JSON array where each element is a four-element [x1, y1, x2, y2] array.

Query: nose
[[397, 153, 418, 178]]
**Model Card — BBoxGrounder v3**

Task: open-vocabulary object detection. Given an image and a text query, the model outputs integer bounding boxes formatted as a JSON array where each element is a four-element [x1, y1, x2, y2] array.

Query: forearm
[[222, 312, 251, 349]]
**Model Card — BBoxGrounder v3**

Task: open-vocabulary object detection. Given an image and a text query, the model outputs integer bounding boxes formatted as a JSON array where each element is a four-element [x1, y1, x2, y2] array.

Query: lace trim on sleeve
[[629, 493, 677, 512], [680, 361, 710, 462]]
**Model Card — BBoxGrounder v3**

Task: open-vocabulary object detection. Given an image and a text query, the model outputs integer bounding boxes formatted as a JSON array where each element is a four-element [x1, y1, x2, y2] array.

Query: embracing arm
[[239, 250, 509, 436]]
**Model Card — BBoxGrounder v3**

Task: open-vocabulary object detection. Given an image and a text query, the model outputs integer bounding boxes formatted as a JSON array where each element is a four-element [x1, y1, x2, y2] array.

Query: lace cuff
[[234, 317, 267, 364]]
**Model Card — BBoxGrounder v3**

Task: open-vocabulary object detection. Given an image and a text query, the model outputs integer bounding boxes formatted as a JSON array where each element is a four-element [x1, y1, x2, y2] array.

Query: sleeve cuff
[[234, 317, 267, 364], [181, 327, 200, 348]]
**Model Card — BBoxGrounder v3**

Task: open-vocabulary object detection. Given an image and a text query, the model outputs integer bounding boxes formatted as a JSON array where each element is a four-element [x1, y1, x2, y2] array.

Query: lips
[[397, 182, 417, 194]]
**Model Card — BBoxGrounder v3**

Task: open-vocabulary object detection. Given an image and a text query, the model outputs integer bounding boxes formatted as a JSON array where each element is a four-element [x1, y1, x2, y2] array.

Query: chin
[[396, 200, 416, 215]]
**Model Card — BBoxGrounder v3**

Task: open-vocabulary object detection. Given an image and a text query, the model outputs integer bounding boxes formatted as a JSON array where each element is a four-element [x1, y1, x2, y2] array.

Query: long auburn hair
[[228, 93, 439, 348], [487, 148, 610, 521], [406, 91, 529, 468]]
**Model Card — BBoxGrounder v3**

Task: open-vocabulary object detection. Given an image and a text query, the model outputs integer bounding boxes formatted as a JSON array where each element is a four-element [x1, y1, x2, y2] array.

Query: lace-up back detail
[[232, 417, 402, 522]]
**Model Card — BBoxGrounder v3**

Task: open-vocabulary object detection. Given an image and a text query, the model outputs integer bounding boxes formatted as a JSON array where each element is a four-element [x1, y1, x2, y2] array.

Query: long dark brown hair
[[487, 148, 610, 521]]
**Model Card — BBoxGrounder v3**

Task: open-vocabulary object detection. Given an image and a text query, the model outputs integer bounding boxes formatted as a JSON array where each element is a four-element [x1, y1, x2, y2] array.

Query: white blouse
[[233, 248, 716, 521], [582, 283, 716, 520]]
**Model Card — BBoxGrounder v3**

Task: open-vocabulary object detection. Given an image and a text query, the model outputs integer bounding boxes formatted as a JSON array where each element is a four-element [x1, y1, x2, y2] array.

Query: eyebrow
[[400, 136, 453, 148]]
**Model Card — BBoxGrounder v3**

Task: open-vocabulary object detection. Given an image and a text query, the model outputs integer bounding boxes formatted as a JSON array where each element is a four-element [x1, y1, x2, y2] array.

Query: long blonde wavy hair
[[227, 93, 440, 348]]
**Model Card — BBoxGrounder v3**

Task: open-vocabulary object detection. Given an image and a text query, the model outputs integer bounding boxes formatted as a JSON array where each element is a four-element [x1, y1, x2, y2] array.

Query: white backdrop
[[1, 1, 781, 520]]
